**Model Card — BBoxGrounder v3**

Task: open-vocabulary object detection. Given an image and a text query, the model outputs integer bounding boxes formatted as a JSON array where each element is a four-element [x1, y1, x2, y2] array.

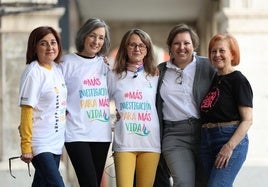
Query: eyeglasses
[[176, 70, 183, 84], [9, 156, 31, 178], [128, 43, 147, 51]]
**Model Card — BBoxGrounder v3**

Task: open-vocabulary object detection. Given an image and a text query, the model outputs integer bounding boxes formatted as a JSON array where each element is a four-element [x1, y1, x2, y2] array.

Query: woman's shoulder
[[22, 61, 41, 76], [196, 55, 210, 64], [20, 61, 47, 84], [157, 61, 168, 70], [230, 70, 246, 79], [60, 53, 86, 70], [61, 53, 77, 62], [226, 71, 252, 91]]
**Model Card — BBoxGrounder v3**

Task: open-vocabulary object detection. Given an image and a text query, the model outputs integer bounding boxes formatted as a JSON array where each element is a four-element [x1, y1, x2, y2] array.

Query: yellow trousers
[[114, 152, 160, 187]]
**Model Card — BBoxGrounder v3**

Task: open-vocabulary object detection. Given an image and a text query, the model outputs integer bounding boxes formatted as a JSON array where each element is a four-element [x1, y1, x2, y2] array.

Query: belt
[[202, 120, 240, 129], [164, 118, 200, 126]]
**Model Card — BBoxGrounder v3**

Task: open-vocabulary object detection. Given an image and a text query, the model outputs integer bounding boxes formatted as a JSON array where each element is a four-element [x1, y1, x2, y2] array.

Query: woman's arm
[[215, 106, 252, 169], [19, 105, 34, 163]]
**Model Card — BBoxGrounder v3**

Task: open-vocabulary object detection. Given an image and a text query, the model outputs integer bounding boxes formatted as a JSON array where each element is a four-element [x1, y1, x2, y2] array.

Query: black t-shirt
[[200, 71, 253, 123]]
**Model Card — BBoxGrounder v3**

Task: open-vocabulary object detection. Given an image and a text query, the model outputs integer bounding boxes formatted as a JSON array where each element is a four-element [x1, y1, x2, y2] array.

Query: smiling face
[[170, 32, 194, 67], [210, 40, 234, 74], [80, 27, 105, 57], [126, 34, 147, 64], [36, 33, 59, 65]]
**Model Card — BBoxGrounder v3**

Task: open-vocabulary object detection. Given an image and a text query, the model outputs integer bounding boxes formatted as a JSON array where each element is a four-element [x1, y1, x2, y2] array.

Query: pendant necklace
[[217, 75, 224, 84], [126, 63, 144, 79]]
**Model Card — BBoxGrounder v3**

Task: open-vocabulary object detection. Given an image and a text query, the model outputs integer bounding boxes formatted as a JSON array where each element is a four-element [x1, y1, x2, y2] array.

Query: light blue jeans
[[200, 124, 248, 187]]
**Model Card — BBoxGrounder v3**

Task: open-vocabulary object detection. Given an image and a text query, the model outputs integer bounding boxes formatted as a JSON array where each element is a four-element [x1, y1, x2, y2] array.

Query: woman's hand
[[103, 56, 109, 65], [20, 153, 33, 163], [215, 143, 233, 169], [215, 106, 253, 169], [115, 109, 121, 122]]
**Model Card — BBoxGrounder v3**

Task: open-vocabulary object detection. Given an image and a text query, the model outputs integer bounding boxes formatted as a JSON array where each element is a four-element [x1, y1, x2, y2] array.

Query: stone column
[[0, 3, 65, 186]]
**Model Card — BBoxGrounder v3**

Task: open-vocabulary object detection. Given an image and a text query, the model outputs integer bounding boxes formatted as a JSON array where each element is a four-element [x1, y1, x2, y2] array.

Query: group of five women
[[18, 18, 253, 187]]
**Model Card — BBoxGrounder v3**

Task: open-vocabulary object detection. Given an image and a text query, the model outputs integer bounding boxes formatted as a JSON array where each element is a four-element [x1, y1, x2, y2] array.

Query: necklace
[[217, 75, 224, 84], [126, 63, 144, 78], [132, 65, 144, 78]]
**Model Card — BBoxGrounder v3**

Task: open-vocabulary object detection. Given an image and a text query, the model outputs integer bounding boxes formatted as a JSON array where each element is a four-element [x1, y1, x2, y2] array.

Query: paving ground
[[1, 161, 268, 187], [1, 126, 267, 187]]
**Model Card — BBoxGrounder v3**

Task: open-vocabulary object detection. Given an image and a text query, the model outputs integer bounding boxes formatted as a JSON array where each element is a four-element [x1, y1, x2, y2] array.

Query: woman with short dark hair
[[155, 23, 216, 187], [19, 26, 66, 187]]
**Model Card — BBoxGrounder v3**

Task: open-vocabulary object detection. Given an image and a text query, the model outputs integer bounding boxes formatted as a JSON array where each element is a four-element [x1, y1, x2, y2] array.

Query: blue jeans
[[200, 125, 248, 187], [31, 152, 64, 187]]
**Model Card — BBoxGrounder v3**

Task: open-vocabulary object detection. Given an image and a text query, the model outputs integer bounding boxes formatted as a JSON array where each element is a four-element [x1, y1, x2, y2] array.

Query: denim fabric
[[200, 125, 248, 187], [31, 152, 64, 187]]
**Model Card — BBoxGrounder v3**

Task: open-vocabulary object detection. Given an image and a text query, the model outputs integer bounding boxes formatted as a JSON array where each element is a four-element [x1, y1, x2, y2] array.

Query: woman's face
[[36, 33, 59, 64], [81, 27, 105, 57], [210, 40, 234, 71], [170, 32, 194, 65], [126, 34, 147, 64]]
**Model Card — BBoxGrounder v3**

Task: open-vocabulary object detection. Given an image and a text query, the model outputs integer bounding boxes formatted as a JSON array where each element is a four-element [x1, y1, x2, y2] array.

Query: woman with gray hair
[[60, 18, 111, 187]]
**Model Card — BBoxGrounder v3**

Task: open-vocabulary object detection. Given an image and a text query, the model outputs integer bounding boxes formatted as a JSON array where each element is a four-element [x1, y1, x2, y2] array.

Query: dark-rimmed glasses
[[9, 156, 31, 178], [128, 43, 147, 51], [176, 70, 183, 84]]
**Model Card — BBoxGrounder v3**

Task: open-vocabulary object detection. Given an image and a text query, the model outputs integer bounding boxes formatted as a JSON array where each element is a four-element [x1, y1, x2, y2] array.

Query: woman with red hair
[[200, 34, 253, 187]]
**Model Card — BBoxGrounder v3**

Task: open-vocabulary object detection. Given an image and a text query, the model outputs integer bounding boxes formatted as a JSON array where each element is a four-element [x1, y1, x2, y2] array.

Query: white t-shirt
[[160, 60, 199, 121], [60, 53, 112, 142], [108, 70, 160, 153], [19, 61, 67, 156]]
